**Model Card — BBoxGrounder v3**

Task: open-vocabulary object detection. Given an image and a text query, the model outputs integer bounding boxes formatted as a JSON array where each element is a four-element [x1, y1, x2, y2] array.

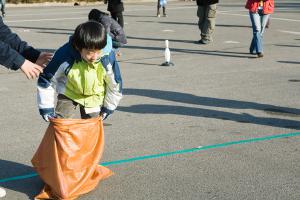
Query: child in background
[[88, 9, 127, 56], [157, 0, 167, 17], [37, 20, 122, 121]]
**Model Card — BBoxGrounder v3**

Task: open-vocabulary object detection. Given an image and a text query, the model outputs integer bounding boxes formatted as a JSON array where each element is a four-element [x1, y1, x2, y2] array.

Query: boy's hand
[[42, 113, 57, 122], [36, 52, 53, 67], [20, 59, 43, 79]]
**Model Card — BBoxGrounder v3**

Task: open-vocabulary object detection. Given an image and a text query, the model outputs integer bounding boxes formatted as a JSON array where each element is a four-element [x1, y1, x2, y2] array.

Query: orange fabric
[[31, 117, 113, 200]]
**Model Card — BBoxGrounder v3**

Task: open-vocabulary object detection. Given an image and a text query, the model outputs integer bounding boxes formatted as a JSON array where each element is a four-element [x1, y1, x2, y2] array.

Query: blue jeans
[[249, 11, 270, 54]]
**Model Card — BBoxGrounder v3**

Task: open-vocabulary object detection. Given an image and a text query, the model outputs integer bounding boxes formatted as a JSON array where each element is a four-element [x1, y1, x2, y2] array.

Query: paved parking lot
[[0, 0, 299, 199]]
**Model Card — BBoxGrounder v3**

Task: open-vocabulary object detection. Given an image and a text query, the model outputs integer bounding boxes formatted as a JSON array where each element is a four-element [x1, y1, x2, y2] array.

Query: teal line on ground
[[1, 131, 299, 183]]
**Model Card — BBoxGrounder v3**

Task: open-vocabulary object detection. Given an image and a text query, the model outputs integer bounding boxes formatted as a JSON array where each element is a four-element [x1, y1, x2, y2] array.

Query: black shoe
[[198, 39, 210, 45], [257, 53, 264, 58]]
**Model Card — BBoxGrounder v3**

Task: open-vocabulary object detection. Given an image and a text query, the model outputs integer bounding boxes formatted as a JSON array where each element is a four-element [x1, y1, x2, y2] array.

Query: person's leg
[[201, 3, 217, 43], [55, 94, 79, 119], [250, 38, 255, 54], [157, 0, 161, 17], [249, 11, 263, 55], [197, 6, 205, 42], [256, 13, 270, 57], [111, 12, 117, 21], [116, 11, 124, 28], [163, 5, 167, 17], [261, 13, 270, 35]]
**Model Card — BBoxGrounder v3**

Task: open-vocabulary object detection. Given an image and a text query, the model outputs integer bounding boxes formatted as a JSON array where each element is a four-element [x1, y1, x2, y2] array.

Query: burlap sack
[[32, 117, 113, 200]]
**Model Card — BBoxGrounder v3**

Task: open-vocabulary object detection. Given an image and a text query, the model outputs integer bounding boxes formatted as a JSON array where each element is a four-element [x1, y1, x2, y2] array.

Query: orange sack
[[31, 117, 113, 200]]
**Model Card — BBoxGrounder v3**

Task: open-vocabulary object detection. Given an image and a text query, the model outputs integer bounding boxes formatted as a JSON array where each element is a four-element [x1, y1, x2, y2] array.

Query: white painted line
[[5, 11, 87, 17], [162, 30, 174, 32], [224, 41, 240, 44], [277, 30, 300, 35], [5, 17, 85, 23]]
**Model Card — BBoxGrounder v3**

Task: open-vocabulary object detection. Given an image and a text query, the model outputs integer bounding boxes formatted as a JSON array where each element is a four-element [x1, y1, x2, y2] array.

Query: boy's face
[[80, 48, 102, 64]]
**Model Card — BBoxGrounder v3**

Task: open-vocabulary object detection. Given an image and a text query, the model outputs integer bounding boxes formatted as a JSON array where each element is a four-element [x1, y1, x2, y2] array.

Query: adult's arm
[[0, 17, 40, 70]]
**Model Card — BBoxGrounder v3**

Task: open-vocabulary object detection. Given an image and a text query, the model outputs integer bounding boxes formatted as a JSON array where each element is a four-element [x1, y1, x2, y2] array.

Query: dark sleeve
[[102, 16, 112, 36], [0, 18, 40, 70], [110, 18, 127, 44], [38, 42, 75, 88]]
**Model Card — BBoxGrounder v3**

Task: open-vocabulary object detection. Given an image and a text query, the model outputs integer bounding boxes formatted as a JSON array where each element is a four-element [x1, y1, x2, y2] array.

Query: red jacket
[[245, 0, 274, 14]]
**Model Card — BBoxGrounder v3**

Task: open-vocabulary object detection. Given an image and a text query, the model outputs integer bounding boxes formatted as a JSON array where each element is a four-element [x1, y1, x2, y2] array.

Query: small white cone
[[161, 40, 174, 66], [165, 40, 171, 63], [0, 187, 6, 198]]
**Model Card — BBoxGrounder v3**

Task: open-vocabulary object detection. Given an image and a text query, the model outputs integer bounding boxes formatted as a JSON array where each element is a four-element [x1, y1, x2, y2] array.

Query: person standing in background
[[157, 0, 167, 17], [196, 0, 219, 44], [245, 0, 274, 57], [104, 0, 124, 28]]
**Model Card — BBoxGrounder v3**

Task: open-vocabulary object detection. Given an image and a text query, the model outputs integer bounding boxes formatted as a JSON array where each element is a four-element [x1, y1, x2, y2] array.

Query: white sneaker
[[0, 187, 6, 198]]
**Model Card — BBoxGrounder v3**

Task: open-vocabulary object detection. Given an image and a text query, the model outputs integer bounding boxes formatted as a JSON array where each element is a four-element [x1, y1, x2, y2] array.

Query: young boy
[[37, 21, 122, 121]]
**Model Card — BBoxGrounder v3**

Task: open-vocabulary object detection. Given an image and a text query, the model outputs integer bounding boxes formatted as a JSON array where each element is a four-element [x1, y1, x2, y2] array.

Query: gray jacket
[[88, 9, 127, 45]]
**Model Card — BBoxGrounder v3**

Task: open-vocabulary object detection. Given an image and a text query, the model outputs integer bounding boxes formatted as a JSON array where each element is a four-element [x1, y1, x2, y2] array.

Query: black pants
[[111, 11, 124, 28]]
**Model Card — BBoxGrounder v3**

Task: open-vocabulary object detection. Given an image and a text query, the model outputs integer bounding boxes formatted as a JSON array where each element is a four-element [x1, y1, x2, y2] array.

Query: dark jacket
[[104, 0, 124, 13], [197, 0, 219, 6], [0, 17, 40, 70], [88, 9, 127, 45]]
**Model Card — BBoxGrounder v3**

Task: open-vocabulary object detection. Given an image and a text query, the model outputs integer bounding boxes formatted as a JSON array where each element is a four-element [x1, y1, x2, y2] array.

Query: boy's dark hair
[[72, 21, 107, 51], [88, 9, 109, 22]]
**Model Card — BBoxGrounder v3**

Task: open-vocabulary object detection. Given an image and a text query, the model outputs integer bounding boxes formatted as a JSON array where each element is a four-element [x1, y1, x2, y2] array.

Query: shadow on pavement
[[0, 160, 42, 200], [277, 61, 300, 65], [136, 21, 251, 28], [123, 45, 255, 58], [275, 44, 300, 48], [127, 35, 196, 44], [118, 88, 300, 130]]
